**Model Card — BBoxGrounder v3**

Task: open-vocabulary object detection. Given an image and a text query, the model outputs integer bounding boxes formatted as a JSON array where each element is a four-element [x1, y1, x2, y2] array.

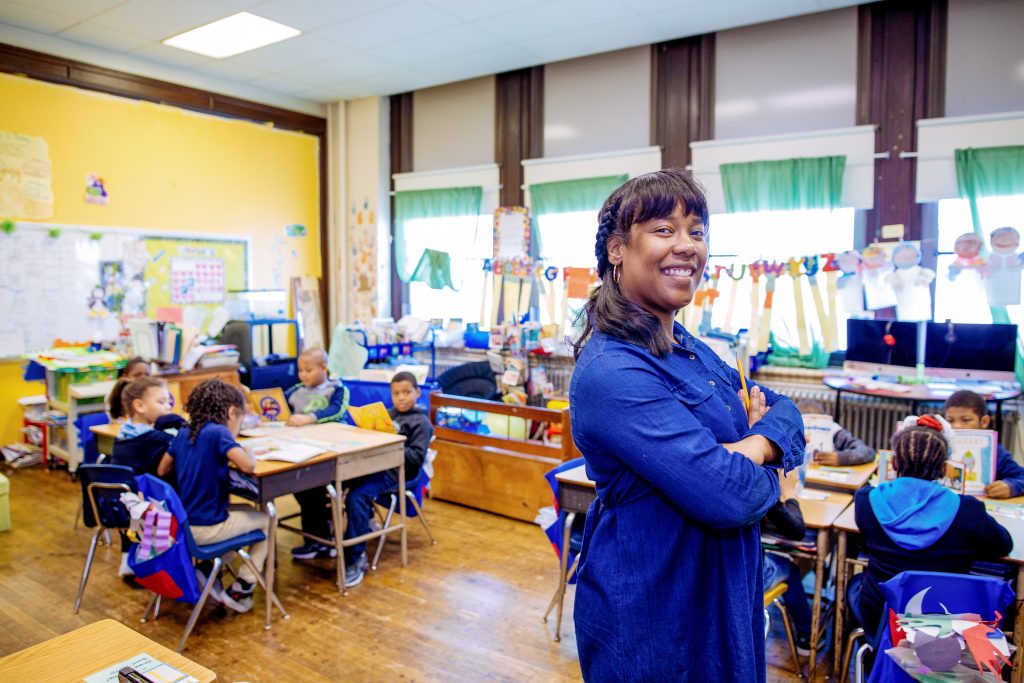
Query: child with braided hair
[[848, 414, 1013, 636], [158, 379, 269, 613]]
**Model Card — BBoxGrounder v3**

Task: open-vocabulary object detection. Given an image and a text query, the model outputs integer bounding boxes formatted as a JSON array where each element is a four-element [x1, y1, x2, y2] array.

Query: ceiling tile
[[621, 0, 711, 15], [215, 0, 264, 8], [295, 83, 369, 102], [90, 0, 235, 41], [338, 67, 437, 97], [422, 0, 548, 22], [0, 1, 78, 33], [280, 52, 398, 86], [516, 16, 659, 63], [16, 0, 125, 21], [191, 59, 267, 82], [363, 23, 500, 65], [311, 0, 461, 52], [131, 42, 214, 69], [417, 43, 542, 82], [247, 71, 319, 95], [226, 33, 347, 72], [246, 0, 400, 31], [58, 21, 151, 52], [482, 0, 637, 40]]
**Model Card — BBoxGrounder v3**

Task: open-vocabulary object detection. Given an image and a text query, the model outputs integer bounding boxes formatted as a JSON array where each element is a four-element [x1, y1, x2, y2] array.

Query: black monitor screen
[[924, 322, 1017, 373], [846, 319, 919, 369]]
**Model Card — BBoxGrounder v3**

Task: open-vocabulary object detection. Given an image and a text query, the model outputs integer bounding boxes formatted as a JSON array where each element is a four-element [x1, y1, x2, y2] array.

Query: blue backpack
[[127, 474, 201, 604]]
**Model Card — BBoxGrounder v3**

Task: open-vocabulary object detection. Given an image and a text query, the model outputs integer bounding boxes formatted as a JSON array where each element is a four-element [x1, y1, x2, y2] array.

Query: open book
[[248, 388, 292, 422], [347, 402, 395, 433], [245, 436, 325, 463]]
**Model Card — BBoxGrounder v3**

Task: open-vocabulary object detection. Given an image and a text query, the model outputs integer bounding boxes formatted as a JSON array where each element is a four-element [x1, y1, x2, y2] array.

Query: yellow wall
[[0, 72, 322, 443]]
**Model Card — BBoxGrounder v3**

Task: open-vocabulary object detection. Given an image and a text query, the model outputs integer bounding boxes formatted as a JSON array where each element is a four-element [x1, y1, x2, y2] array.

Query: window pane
[[407, 214, 493, 324], [537, 210, 599, 268]]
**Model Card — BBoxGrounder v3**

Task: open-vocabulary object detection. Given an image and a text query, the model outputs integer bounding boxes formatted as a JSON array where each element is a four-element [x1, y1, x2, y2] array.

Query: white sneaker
[[119, 552, 134, 577]]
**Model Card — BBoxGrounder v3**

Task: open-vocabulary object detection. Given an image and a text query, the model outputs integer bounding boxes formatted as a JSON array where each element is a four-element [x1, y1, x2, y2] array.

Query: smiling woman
[[568, 170, 806, 682]]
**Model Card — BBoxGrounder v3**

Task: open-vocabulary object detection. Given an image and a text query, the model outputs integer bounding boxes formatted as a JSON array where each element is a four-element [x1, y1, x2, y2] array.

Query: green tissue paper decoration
[[0, 219, 14, 235], [89, 232, 103, 241], [47, 228, 62, 239], [766, 332, 830, 369]]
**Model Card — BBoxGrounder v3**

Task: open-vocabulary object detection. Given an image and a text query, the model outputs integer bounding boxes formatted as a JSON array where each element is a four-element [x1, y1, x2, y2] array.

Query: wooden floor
[[0, 466, 813, 682]]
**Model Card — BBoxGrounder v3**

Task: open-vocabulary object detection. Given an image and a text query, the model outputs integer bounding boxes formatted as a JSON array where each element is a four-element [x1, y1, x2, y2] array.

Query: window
[[707, 208, 857, 349], [933, 195, 1024, 325], [406, 214, 493, 324]]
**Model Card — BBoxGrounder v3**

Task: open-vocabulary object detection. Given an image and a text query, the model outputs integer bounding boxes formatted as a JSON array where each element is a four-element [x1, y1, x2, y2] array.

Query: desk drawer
[[558, 485, 596, 515], [259, 459, 336, 501]]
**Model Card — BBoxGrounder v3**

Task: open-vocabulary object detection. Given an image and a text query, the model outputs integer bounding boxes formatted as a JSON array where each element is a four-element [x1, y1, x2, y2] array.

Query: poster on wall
[[170, 257, 226, 304], [494, 206, 531, 261], [0, 131, 54, 219]]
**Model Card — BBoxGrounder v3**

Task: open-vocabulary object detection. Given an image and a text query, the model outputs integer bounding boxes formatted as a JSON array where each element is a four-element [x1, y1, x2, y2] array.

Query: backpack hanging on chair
[[127, 474, 201, 604]]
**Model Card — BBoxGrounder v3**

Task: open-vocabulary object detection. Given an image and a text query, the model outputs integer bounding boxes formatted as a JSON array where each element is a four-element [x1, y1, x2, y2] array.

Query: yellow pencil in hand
[[736, 354, 750, 412]]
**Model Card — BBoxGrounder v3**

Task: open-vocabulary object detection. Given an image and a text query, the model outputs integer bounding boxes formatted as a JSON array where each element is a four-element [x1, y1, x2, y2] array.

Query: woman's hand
[[722, 434, 778, 465], [779, 467, 800, 501], [741, 385, 768, 428]]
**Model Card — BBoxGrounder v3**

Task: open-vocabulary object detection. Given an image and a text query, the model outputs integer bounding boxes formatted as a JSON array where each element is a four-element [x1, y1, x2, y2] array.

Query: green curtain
[[720, 156, 846, 213], [393, 186, 482, 281], [409, 249, 455, 290], [528, 175, 628, 216], [954, 145, 1024, 383]]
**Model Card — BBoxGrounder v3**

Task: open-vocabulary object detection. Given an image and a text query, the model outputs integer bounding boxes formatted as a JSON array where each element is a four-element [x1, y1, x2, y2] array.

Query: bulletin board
[[0, 222, 248, 358]]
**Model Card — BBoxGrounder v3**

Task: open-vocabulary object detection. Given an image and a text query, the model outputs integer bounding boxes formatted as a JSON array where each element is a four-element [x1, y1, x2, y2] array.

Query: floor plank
[[0, 466, 814, 681]]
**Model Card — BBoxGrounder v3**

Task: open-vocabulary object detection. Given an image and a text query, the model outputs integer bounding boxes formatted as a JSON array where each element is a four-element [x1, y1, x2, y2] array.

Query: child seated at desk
[[109, 376, 186, 577], [157, 379, 269, 613], [287, 348, 350, 561], [944, 389, 1024, 499], [797, 399, 874, 466], [847, 415, 1012, 637], [106, 357, 152, 421], [762, 468, 817, 654], [340, 371, 433, 588]]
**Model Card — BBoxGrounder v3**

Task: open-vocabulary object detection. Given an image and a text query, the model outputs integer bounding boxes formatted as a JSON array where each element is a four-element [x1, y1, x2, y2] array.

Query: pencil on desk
[[735, 354, 750, 411]]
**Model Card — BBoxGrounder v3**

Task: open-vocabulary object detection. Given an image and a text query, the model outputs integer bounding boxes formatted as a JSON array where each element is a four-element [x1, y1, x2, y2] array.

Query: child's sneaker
[[344, 552, 367, 588], [220, 579, 254, 613], [291, 541, 337, 560], [118, 552, 134, 577]]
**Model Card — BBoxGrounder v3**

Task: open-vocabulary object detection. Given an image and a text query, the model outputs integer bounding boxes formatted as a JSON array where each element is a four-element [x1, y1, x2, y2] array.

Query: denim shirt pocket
[[668, 378, 714, 407]]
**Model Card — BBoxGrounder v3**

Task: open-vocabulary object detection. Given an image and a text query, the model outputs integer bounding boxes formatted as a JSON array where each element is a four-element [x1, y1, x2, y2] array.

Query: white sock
[[118, 552, 134, 577]]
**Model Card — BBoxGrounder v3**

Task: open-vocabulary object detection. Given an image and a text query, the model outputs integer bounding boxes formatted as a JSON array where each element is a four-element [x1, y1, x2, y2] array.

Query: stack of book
[[129, 320, 200, 365], [1, 443, 42, 468]]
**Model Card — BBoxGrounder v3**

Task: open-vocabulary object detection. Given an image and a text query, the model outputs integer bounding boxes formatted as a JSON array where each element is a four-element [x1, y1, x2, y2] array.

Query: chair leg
[[840, 627, 865, 683], [406, 491, 436, 544], [141, 593, 158, 623], [774, 599, 804, 680], [154, 595, 161, 620], [102, 529, 111, 547], [73, 500, 82, 529], [853, 642, 871, 683], [73, 528, 102, 613], [238, 550, 288, 619], [764, 608, 771, 641], [178, 557, 221, 653], [371, 495, 397, 571]]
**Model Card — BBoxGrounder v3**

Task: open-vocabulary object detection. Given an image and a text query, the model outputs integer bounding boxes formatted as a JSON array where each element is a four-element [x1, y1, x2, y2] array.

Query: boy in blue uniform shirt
[[944, 389, 1024, 498], [288, 348, 350, 560]]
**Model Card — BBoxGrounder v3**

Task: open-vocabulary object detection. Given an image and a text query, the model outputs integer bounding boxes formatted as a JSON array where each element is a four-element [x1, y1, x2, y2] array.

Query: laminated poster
[[0, 131, 53, 219]]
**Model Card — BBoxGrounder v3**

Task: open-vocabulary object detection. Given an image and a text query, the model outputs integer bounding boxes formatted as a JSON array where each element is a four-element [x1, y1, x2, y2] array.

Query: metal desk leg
[[996, 400, 1004, 436], [833, 390, 843, 422], [399, 463, 408, 568], [264, 500, 277, 631], [326, 484, 344, 593], [554, 511, 575, 643], [1013, 565, 1024, 683], [809, 527, 829, 680], [833, 530, 849, 680]]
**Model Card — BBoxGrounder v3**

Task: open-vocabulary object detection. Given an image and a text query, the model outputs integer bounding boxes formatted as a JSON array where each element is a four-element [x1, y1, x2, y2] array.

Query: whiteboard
[[0, 222, 248, 358]]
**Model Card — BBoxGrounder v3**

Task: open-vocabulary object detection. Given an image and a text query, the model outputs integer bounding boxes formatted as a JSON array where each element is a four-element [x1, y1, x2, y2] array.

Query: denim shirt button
[[727, 405, 732, 411], [708, 380, 716, 386], [689, 354, 696, 360]]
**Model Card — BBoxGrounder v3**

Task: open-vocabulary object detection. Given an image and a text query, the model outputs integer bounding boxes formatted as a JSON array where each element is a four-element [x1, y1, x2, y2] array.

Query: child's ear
[[981, 414, 992, 429]]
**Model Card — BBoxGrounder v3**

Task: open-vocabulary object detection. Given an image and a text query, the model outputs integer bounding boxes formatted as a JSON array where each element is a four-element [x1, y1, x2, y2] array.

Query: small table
[[0, 619, 216, 682], [831, 495, 1024, 682], [547, 464, 597, 642], [805, 460, 877, 493], [90, 422, 120, 458], [823, 376, 1020, 434]]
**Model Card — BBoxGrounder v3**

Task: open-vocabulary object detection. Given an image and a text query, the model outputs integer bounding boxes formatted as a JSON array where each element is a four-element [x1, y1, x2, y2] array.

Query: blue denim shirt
[[569, 323, 805, 682]]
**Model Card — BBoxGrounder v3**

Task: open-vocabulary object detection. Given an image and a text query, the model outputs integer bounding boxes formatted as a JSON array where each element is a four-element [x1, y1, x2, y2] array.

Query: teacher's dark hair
[[572, 169, 709, 360]]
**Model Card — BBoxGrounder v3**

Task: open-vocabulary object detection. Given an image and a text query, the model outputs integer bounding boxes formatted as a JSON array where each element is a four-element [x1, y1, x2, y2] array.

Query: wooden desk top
[[0, 619, 216, 682], [796, 490, 853, 529], [823, 375, 1020, 402], [248, 423, 405, 477], [90, 422, 121, 439], [555, 464, 595, 489], [805, 460, 878, 491]]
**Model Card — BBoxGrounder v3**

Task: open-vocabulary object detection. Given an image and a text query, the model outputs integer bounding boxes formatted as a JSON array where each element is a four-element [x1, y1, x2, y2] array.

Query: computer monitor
[[924, 321, 1018, 382], [843, 319, 920, 376]]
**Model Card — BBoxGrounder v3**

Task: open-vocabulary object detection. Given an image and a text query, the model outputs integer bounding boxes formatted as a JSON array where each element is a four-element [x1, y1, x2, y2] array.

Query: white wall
[[946, 0, 1024, 117], [413, 76, 495, 172], [714, 8, 857, 140], [543, 46, 651, 158]]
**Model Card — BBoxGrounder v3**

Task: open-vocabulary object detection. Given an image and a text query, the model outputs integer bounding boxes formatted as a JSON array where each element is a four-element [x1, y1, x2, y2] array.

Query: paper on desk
[[240, 421, 287, 437], [83, 651, 197, 683], [246, 437, 325, 463], [798, 490, 830, 501], [813, 470, 850, 483], [276, 434, 363, 452]]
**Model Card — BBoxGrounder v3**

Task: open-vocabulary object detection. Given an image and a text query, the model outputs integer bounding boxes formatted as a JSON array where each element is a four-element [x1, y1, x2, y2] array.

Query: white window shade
[[392, 163, 500, 211], [915, 112, 1024, 203], [690, 125, 876, 214], [521, 146, 662, 207]]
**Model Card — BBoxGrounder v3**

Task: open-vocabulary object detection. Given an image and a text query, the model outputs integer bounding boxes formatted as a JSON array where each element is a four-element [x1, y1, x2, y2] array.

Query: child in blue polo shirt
[[944, 389, 1024, 498], [158, 379, 268, 613]]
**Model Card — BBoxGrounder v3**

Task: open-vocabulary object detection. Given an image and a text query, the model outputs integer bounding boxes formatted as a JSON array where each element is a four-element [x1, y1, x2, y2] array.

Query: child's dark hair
[[572, 169, 710, 360], [892, 425, 949, 481], [120, 357, 149, 377], [109, 376, 165, 420], [185, 379, 246, 443], [390, 371, 418, 389], [944, 389, 987, 419]]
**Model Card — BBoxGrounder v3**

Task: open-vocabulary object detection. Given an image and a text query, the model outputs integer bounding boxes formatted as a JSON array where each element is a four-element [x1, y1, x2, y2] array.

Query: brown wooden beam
[[389, 92, 414, 321], [651, 34, 715, 169], [495, 66, 543, 207]]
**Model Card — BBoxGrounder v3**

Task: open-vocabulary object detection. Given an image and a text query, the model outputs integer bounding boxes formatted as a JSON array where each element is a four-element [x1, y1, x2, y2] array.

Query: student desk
[[547, 464, 597, 642], [0, 618, 216, 682], [831, 495, 1024, 682], [805, 460, 877, 493], [90, 421, 120, 458], [823, 376, 1020, 434], [247, 423, 406, 629]]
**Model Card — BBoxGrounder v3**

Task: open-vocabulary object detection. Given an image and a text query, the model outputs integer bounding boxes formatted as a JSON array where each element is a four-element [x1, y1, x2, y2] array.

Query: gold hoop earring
[[613, 263, 621, 285]]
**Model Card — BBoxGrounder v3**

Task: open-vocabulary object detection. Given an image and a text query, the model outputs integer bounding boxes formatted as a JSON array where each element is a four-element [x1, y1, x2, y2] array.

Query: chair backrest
[[78, 464, 136, 529], [75, 413, 111, 466]]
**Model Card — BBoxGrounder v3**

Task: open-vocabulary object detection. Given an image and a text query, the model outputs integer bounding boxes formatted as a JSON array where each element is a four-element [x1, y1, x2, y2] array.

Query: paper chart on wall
[[0, 130, 54, 219], [494, 207, 530, 260]]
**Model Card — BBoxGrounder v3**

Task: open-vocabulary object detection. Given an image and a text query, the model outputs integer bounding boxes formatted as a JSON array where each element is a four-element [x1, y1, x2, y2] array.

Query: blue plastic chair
[[845, 570, 1013, 683], [133, 475, 288, 652], [73, 464, 136, 613], [541, 457, 587, 641], [370, 461, 437, 571], [75, 412, 110, 466]]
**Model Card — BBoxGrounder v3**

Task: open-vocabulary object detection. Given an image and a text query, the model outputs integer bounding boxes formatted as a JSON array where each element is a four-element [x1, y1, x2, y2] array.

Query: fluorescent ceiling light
[[163, 12, 300, 59]]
